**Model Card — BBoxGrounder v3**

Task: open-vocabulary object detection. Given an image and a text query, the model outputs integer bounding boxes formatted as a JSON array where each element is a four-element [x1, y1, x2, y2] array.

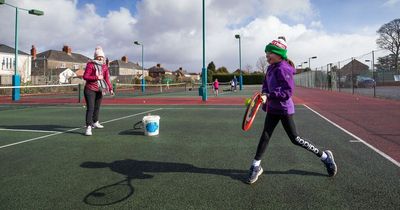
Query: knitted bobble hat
[[94, 46, 105, 59], [264, 38, 287, 59]]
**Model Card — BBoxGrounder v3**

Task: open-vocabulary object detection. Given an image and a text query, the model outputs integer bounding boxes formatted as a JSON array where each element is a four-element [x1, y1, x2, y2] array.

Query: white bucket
[[142, 115, 160, 136]]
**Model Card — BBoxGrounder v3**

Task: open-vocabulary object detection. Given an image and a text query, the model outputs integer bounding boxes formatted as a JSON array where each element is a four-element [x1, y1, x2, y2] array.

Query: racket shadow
[[80, 159, 247, 206]]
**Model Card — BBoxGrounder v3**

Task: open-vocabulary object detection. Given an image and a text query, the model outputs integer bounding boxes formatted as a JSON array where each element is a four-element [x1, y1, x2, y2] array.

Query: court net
[[0, 84, 81, 103], [115, 82, 188, 97]]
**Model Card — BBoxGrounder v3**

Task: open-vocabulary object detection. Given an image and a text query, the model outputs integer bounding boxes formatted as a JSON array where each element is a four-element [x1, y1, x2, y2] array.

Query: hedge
[[212, 73, 264, 84]]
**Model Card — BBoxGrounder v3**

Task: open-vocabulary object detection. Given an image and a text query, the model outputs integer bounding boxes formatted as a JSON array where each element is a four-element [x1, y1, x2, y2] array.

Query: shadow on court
[[80, 159, 326, 206], [118, 121, 144, 136], [0, 124, 76, 132]]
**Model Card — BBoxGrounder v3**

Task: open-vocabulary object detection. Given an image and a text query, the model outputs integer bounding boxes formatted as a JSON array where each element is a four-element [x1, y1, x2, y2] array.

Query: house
[[0, 44, 32, 84], [188, 73, 201, 81], [58, 68, 77, 84], [31, 45, 90, 84], [148, 63, 167, 78], [109, 56, 148, 83], [338, 59, 369, 77]]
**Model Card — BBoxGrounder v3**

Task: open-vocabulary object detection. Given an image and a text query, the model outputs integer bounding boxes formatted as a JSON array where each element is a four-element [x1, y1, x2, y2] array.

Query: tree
[[216, 66, 229, 74], [375, 54, 398, 72], [256, 56, 268, 74], [376, 19, 400, 74], [244, 64, 252, 74], [206, 61, 216, 83], [207, 61, 216, 72]]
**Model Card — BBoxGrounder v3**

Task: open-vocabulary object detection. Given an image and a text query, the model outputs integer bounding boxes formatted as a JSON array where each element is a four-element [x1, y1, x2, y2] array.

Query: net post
[[78, 83, 82, 103]]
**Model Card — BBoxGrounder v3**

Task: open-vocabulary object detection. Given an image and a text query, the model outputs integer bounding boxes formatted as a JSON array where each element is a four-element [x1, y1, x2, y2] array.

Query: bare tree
[[244, 64, 252, 74], [256, 56, 268, 74], [376, 19, 400, 74]]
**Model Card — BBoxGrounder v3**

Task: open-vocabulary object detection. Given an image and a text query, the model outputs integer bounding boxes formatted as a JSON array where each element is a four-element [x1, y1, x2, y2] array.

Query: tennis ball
[[245, 98, 251, 106]]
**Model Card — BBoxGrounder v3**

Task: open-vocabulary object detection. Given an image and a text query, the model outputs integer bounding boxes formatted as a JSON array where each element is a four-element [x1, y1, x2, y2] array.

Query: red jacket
[[83, 61, 112, 92]]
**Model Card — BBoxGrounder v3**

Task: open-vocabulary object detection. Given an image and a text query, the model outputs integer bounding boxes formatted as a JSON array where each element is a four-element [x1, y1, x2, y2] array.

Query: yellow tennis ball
[[245, 98, 252, 106]]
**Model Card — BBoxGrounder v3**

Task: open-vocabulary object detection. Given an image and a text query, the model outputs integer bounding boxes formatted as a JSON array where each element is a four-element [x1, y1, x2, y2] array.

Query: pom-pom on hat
[[264, 37, 287, 59], [94, 46, 105, 58]]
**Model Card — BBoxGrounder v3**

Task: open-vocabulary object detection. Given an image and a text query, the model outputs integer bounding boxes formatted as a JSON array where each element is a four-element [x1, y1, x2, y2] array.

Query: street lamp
[[134, 41, 145, 93], [307, 56, 317, 88], [308, 56, 317, 69], [235, 34, 243, 90], [1, 0, 44, 101]]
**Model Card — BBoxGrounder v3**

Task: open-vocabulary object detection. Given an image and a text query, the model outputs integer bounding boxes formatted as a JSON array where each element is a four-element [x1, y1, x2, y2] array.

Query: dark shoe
[[322, 150, 337, 177], [246, 165, 263, 184]]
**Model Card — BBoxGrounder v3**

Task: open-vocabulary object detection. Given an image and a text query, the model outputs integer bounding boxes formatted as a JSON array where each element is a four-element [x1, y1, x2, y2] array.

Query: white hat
[[94, 46, 105, 58]]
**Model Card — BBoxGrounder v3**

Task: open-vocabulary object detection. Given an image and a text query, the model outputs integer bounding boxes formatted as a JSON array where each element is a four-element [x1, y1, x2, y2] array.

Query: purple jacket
[[262, 60, 295, 115]]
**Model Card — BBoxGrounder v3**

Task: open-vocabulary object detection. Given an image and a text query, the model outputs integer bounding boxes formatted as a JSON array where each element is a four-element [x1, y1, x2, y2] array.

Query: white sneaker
[[93, 121, 104, 129], [85, 126, 92, 136]]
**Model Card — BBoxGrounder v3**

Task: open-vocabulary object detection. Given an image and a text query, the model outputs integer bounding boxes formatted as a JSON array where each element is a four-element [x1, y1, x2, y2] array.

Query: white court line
[[0, 108, 162, 149], [0, 128, 61, 134], [303, 104, 400, 167]]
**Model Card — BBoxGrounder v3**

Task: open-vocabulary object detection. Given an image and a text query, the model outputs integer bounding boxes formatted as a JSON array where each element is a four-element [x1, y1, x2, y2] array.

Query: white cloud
[[0, 0, 380, 72], [383, 0, 400, 6]]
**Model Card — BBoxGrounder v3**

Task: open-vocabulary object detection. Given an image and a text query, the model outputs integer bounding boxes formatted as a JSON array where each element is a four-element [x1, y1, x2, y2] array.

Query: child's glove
[[261, 94, 267, 104]]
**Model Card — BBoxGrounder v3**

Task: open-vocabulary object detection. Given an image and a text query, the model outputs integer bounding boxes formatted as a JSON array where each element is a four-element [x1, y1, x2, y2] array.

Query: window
[[73, 64, 79, 69], [61, 63, 66, 68]]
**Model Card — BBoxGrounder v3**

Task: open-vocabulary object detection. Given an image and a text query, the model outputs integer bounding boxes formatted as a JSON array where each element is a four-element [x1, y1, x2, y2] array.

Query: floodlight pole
[[200, 0, 207, 101], [134, 41, 145, 93], [235, 34, 243, 90], [1, 1, 44, 101], [308, 56, 317, 88]]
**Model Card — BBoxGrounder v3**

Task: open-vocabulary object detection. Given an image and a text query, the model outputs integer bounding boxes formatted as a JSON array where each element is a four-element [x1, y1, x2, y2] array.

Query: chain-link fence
[[294, 49, 400, 100]]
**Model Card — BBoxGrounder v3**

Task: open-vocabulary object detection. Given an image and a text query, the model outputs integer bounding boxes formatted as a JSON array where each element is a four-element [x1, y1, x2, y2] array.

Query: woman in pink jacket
[[83, 46, 114, 136]]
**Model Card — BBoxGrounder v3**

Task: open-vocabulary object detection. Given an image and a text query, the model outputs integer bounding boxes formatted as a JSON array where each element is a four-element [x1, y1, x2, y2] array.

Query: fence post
[[78, 83, 82, 103]]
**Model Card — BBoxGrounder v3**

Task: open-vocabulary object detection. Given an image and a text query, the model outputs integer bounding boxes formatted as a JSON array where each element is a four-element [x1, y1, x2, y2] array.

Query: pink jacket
[[83, 61, 112, 92]]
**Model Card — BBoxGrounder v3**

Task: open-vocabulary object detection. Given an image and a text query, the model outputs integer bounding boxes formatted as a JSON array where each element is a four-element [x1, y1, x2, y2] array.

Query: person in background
[[83, 46, 114, 136], [212, 78, 219, 96], [246, 37, 337, 184]]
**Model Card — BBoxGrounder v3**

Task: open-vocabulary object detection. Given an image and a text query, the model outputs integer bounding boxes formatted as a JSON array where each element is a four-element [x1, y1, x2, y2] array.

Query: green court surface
[[0, 104, 399, 209]]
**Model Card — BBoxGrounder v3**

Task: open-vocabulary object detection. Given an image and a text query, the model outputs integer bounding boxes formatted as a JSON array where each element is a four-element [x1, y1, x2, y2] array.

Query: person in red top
[[83, 46, 114, 136], [212, 78, 219, 96]]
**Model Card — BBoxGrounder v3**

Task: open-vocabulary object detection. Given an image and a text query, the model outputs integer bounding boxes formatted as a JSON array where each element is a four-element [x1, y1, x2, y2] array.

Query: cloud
[[383, 0, 400, 7], [0, 0, 380, 72]]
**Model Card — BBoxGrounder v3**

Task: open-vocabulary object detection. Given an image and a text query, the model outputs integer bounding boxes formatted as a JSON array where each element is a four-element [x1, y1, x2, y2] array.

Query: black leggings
[[84, 88, 103, 126], [254, 113, 323, 160]]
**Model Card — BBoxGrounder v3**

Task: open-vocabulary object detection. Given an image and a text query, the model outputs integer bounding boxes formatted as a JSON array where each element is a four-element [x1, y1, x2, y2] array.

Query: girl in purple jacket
[[246, 37, 337, 184], [83, 46, 114, 136]]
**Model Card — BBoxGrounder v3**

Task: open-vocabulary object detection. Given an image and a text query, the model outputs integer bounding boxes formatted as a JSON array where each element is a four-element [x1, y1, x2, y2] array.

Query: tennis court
[[0, 86, 399, 209]]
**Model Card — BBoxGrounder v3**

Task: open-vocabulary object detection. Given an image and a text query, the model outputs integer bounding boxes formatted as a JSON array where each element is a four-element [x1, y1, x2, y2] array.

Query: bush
[[212, 73, 264, 84]]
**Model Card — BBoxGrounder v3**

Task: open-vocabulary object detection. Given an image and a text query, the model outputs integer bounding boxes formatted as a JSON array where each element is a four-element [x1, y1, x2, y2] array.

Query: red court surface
[[293, 87, 400, 163]]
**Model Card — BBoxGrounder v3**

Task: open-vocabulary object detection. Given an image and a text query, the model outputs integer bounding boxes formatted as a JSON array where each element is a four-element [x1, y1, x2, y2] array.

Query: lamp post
[[235, 34, 243, 90], [199, 0, 207, 101], [134, 41, 145, 93], [308, 56, 317, 88], [1, 0, 44, 101], [308, 56, 317, 69]]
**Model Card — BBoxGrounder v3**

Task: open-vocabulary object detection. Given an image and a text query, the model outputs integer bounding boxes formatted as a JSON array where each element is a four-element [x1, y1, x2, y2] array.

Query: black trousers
[[254, 113, 323, 160], [84, 88, 103, 126]]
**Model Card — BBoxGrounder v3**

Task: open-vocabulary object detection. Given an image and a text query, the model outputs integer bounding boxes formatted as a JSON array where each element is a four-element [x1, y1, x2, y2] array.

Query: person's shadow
[[80, 159, 326, 206]]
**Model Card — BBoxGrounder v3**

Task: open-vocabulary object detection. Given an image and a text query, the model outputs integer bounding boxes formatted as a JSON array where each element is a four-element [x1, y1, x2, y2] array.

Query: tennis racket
[[242, 92, 263, 131]]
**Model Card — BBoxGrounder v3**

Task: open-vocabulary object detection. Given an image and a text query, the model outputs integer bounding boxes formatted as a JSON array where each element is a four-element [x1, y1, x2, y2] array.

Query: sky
[[0, 0, 399, 72]]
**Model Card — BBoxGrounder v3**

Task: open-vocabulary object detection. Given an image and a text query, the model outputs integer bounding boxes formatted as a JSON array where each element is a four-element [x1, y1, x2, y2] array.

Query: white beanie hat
[[94, 46, 105, 58]]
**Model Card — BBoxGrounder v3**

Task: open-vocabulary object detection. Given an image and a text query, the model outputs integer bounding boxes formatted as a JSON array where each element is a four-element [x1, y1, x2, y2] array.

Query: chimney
[[156, 63, 161, 68], [121, 56, 128, 63], [31, 45, 37, 60], [62, 45, 72, 55]]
